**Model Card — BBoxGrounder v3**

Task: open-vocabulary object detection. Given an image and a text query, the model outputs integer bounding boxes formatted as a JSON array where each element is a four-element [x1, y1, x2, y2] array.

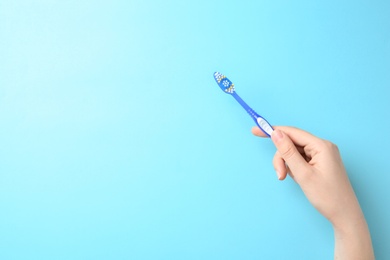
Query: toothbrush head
[[213, 72, 235, 94]]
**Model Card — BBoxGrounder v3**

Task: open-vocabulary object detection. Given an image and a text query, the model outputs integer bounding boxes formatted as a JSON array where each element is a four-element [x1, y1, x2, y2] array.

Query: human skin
[[252, 126, 374, 260]]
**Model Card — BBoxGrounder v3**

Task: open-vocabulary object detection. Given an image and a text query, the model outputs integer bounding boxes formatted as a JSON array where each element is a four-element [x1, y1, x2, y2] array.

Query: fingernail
[[271, 129, 283, 142], [276, 170, 282, 180]]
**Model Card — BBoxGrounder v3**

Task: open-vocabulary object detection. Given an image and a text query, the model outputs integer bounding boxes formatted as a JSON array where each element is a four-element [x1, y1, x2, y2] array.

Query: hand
[[252, 126, 374, 260]]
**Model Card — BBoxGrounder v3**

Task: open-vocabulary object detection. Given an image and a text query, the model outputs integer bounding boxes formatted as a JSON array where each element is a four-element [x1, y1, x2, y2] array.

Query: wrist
[[332, 210, 374, 260], [332, 212, 367, 238]]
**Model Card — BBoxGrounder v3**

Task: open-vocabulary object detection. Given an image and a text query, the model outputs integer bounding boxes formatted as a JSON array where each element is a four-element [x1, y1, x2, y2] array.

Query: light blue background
[[1, 0, 389, 259]]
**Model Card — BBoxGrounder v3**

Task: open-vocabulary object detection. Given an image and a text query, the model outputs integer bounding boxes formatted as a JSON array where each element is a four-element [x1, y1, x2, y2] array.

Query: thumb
[[271, 129, 308, 175]]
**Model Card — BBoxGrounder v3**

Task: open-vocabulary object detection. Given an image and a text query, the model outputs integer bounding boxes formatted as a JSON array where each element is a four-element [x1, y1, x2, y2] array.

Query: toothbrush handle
[[232, 92, 274, 137]]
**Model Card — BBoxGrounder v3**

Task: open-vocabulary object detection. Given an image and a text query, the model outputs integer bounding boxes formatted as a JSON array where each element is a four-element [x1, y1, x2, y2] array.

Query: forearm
[[333, 212, 374, 260]]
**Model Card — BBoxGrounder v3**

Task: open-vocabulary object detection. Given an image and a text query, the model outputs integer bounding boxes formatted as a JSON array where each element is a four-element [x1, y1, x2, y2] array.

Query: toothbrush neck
[[232, 92, 259, 118]]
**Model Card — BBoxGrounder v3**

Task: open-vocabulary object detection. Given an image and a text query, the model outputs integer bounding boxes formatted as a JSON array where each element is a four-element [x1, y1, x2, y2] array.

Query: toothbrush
[[213, 72, 274, 137]]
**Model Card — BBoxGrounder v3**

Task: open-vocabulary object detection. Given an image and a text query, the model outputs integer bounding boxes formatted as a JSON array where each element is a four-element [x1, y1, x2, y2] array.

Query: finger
[[286, 165, 296, 181], [273, 151, 287, 180], [271, 129, 309, 179], [272, 126, 320, 148], [251, 126, 268, 137], [252, 126, 320, 148]]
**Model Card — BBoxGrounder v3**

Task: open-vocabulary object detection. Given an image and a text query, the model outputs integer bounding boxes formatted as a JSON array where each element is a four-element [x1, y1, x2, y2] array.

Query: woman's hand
[[252, 126, 374, 260]]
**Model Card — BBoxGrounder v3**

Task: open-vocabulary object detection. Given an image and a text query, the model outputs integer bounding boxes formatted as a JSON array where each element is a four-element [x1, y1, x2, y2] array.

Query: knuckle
[[273, 151, 282, 161], [321, 139, 340, 153]]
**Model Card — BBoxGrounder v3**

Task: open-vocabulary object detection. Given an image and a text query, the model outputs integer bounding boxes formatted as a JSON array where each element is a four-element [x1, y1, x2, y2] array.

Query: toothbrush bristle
[[213, 72, 235, 94], [214, 72, 225, 83]]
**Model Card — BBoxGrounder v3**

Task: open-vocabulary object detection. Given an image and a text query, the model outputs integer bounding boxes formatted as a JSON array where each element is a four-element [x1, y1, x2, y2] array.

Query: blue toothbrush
[[213, 72, 274, 137]]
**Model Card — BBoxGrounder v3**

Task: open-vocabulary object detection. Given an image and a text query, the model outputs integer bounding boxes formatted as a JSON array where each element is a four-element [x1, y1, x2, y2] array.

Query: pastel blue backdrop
[[1, 1, 389, 259]]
